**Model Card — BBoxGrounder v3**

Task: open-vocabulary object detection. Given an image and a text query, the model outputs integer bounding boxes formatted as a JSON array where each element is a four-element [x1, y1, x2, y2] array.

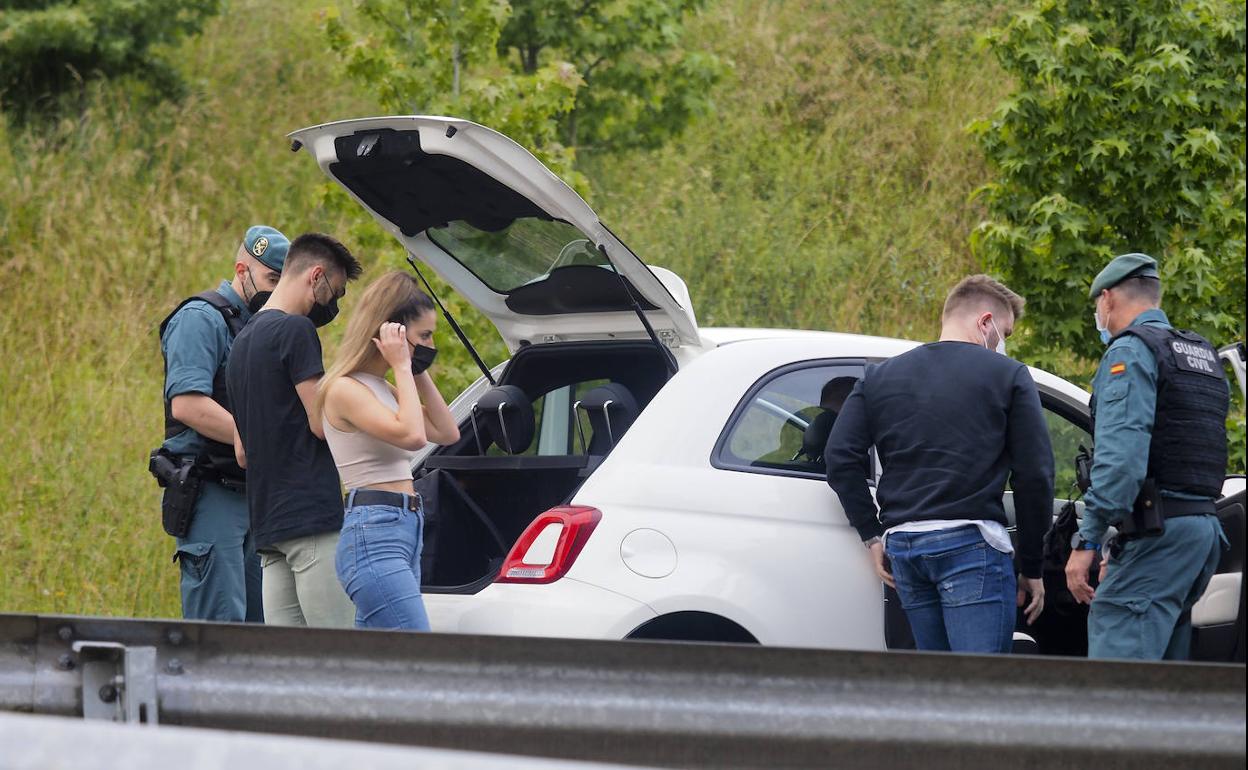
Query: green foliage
[[321, 0, 724, 183], [499, 0, 726, 149], [0, 0, 220, 121], [0, 0, 378, 617], [322, 0, 584, 183], [586, 0, 1013, 339], [969, 0, 1246, 373]]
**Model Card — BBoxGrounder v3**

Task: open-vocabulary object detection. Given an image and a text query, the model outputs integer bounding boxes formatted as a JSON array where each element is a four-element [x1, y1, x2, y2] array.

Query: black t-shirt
[[226, 310, 342, 549]]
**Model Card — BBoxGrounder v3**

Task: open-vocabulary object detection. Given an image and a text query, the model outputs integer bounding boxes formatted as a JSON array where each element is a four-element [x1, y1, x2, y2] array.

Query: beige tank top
[[323, 373, 417, 489]]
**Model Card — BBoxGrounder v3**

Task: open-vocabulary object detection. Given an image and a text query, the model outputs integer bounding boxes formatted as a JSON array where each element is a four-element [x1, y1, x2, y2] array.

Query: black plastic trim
[[1037, 389, 1091, 433], [421, 558, 504, 595], [502, 264, 658, 315]]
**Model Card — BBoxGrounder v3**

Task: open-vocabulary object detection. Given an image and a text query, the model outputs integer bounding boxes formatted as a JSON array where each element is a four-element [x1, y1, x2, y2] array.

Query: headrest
[[577, 383, 639, 451], [474, 385, 534, 455], [801, 410, 837, 461]]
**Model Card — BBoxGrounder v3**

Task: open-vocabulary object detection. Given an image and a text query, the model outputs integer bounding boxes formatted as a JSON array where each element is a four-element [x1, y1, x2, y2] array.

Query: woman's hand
[[372, 322, 412, 371]]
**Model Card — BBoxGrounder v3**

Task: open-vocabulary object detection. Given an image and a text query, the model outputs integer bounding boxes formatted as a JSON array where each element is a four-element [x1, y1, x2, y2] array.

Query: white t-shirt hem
[[883, 519, 1014, 554]]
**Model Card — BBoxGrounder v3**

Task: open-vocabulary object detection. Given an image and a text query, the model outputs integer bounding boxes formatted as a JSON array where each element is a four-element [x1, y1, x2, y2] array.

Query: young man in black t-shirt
[[227, 233, 363, 627]]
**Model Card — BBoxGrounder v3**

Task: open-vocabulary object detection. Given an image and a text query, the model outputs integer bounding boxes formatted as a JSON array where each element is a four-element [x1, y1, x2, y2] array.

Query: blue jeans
[[885, 526, 1017, 653], [1089, 514, 1224, 661], [334, 493, 430, 631]]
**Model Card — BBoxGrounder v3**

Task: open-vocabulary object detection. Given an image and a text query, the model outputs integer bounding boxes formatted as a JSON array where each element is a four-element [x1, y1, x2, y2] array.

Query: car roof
[[697, 327, 1090, 407], [701, 326, 920, 355]]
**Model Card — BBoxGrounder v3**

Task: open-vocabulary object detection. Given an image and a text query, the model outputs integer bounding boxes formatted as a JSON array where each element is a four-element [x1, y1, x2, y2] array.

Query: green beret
[[243, 225, 290, 272], [1089, 252, 1159, 298]]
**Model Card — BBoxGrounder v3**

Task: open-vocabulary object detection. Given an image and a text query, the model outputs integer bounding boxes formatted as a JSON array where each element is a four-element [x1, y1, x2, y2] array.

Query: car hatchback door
[[288, 116, 700, 353]]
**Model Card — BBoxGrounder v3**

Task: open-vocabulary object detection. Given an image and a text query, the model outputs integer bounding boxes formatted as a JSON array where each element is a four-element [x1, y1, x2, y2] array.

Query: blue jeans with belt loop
[[885, 525, 1017, 653], [335, 491, 431, 631]]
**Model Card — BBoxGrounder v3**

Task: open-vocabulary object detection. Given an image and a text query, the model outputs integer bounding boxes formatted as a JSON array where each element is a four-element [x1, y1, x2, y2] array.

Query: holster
[[1075, 445, 1093, 495], [1116, 478, 1165, 541], [149, 448, 204, 538]]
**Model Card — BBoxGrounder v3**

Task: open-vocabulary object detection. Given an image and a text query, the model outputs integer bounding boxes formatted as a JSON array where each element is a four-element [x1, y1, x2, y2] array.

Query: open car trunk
[[414, 463, 585, 591], [413, 341, 671, 593], [289, 116, 700, 353]]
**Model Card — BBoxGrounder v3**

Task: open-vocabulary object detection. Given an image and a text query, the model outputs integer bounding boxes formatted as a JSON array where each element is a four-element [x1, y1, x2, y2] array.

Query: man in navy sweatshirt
[[825, 275, 1054, 653]]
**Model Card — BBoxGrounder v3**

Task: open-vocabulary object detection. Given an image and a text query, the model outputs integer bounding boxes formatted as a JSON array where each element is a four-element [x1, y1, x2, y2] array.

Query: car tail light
[[496, 506, 602, 584]]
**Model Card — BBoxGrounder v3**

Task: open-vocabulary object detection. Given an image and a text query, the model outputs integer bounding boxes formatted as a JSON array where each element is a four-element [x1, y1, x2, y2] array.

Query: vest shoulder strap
[[159, 290, 246, 340], [1111, 323, 1170, 347]]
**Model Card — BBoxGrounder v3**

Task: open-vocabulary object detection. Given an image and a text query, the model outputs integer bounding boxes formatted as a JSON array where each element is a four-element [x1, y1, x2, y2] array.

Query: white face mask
[[981, 316, 1007, 355], [1094, 302, 1112, 345]]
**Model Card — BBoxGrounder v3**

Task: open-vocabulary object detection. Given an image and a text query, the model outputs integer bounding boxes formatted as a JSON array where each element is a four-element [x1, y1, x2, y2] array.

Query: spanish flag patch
[[1110, 362, 1126, 375]]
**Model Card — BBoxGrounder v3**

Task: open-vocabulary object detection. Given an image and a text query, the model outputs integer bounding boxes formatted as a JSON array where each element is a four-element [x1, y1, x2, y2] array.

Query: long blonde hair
[[317, 271, 435, 413]]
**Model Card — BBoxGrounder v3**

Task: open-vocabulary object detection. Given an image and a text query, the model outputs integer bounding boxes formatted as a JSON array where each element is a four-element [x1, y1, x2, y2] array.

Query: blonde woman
[[319, 271, 459, 630]]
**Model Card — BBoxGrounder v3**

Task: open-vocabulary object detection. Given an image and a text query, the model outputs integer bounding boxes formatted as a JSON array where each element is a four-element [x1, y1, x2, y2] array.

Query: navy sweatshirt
[[824, 342, 1055, 578]]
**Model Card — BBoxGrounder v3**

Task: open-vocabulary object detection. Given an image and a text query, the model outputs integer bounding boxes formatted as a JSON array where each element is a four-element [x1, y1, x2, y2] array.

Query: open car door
[[288, 116, 700, 354], [1192, 342, 1248, 661], [1192, 489, 1245, 662]]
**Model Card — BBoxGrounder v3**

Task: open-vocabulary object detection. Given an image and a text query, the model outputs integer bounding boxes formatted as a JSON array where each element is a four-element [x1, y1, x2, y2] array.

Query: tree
[[322, 0, 723, 184], [969, 0, 1245, 371], [323, 0, 584, 183], [0, 0, 220, 121], [499, 0, 723, 150]]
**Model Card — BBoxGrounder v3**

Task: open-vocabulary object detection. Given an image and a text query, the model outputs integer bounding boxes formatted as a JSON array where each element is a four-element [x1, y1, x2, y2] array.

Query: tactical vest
[[1091, 324, 1228, 498], [159, 291, 246, 478]]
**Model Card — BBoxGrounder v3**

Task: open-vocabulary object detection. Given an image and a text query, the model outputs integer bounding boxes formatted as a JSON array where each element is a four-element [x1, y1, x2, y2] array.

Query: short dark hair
[[1114, 275, 1162, 305], [942, 274, 1025, 322], [285, 233, 363, 281], [820, 377, 858, 408]]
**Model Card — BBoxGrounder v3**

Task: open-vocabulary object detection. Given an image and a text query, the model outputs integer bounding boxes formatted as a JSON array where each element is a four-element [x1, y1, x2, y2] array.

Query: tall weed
[[0, 0, 373, 615]]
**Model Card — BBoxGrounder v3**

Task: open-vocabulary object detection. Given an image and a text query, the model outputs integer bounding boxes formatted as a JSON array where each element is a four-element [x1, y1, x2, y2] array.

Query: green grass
[[2, 0, 1237, 618], [587, 0, 1015, 340], [0, 0, 376, 616]]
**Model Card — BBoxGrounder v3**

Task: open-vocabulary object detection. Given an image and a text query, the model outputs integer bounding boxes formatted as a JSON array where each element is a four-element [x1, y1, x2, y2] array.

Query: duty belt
[[1161, 498, 1216, 518]]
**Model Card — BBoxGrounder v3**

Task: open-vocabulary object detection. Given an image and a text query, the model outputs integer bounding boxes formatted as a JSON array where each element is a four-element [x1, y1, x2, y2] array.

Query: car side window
[[1041, 398, 1092, 495], [715, 363, 865, 479]]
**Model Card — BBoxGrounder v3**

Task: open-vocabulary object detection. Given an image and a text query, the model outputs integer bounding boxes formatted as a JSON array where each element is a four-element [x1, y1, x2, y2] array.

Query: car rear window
[[428, 218, 613, 293]]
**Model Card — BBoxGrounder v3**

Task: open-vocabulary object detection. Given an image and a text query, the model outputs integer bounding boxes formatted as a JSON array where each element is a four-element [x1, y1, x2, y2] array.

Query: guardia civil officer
[[1065, 253, 1228, 660], [155, 226, 287, 622]]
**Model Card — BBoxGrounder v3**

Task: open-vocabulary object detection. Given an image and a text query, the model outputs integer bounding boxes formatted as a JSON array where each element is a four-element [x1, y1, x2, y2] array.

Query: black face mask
[[242, 268, 271, 314], [411, 344, 437, 374], [247, 290, 272, 315], [309, 272, 341, 328], [308, 298, 340, 328]]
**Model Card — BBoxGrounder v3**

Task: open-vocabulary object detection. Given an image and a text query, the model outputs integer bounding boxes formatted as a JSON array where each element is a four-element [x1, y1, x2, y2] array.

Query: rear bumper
[[423, 578, 656, 640]]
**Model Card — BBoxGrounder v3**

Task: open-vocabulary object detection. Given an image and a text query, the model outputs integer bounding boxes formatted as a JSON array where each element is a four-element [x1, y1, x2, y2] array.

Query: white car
[[290, 116, 1245, 661]]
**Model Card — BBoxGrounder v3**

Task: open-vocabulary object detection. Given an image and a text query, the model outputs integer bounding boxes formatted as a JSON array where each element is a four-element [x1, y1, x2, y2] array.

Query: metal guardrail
[[0, 613, 1244, 769], [0, 710, 647, 770]]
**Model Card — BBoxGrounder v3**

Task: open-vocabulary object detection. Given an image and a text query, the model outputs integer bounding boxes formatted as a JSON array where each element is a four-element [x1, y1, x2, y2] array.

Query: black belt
[[1163, 498, 1217, 518], [345, 489, 420, 512]]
